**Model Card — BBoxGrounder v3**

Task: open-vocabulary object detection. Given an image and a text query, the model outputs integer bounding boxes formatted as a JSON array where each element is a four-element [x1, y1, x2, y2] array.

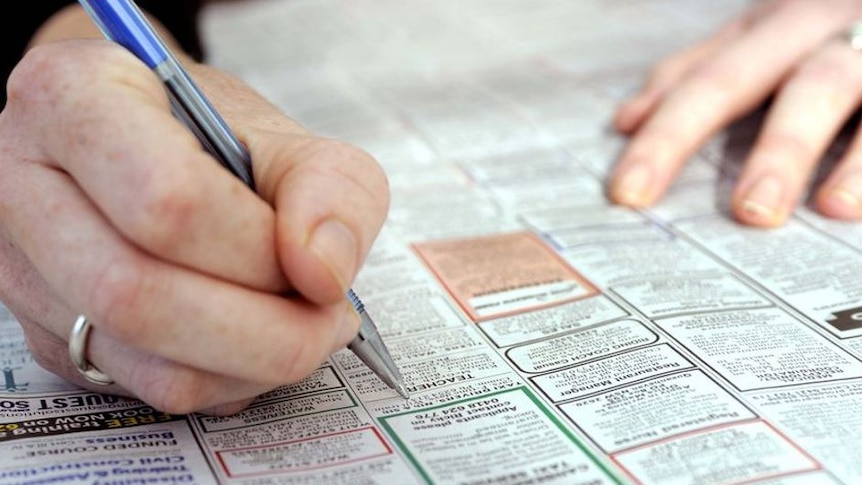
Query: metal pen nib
[[347, 290, 409, 399]]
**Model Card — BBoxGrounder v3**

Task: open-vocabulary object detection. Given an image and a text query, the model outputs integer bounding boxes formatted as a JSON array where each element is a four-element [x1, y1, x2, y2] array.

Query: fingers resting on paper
[[609, 0, 862, 226], [0, 40, 389, 414]]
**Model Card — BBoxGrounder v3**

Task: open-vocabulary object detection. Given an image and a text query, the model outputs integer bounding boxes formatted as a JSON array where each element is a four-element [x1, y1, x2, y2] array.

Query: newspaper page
[[2, 0, 861, 484]]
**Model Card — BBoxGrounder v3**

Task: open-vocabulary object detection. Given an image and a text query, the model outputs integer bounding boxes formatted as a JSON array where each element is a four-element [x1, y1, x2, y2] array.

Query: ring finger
[[0, 249, 273, 413], [18, 314, 269, 414]]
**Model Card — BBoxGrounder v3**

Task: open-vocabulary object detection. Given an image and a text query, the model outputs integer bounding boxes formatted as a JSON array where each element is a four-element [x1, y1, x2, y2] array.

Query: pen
[[78, 0, 409, 399]]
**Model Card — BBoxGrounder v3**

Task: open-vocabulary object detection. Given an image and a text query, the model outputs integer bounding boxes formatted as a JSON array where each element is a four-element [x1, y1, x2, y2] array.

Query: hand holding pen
[[0, 1, 395, 414]]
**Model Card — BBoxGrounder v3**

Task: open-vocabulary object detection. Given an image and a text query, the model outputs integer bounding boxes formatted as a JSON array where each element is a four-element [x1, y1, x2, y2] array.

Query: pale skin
[[4, 0, 861, 417], [0, 5, 389, 415], [610, 0, 862, 227]]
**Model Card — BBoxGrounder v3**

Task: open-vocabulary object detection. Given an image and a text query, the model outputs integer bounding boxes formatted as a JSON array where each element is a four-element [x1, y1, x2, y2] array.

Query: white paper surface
[[4, 1, 861, 484]]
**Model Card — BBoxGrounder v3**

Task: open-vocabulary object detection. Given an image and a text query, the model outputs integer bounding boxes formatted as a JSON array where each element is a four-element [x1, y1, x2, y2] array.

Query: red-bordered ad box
[[412, 231, 598, 322]]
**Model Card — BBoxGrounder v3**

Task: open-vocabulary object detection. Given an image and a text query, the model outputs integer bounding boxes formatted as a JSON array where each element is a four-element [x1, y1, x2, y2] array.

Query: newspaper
[[2, 0, 861, 483]]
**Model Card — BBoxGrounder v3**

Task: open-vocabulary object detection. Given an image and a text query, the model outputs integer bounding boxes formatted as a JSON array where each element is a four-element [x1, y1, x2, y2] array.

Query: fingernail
[[741, 175, 784, 223], [614, 164, 653, 206], [308, 219, 357, 291], [824, 171, 862, 215]]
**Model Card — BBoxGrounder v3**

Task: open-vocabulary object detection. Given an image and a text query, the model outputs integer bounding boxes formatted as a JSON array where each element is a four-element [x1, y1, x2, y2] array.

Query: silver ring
[[69, 315, 114, 385], [846, 21, 862, 51]]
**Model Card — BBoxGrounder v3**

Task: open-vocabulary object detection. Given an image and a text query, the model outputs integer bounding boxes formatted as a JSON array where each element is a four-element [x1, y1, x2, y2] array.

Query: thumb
[[252, 134, 389, 305]]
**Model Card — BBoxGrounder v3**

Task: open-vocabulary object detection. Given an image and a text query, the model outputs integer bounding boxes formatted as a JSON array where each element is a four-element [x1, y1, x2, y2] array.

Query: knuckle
[[312, 140, 391, 211], [131, 170, 201, 253], [353, 150, 391, 213], [313, 139, 373, 168], [7, 44, 105, 107], [87, 255, 150, 342], [650, 56, 686, 86], [363, 152, 390, 205], [6, 45, 66, 105], [687, 62, 739, 95], [755, 132, 814, 172], [794, 54, 846, 86]]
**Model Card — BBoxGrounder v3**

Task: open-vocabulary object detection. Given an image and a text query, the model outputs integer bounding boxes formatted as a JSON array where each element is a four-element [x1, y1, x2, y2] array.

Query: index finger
[[9, 41, 289, 292]]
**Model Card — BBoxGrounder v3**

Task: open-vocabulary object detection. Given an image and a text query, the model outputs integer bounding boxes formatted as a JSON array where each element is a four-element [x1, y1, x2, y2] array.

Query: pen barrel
[[79, 0, 167, 68], [158, 62, 255, 189]]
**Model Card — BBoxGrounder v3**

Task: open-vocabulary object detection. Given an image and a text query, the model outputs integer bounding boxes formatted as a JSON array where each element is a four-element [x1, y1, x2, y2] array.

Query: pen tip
[[396, 383, 410, 400]]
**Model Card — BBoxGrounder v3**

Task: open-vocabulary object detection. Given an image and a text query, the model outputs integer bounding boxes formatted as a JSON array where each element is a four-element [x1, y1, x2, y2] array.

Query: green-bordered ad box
[[379, 386, 622, 484]]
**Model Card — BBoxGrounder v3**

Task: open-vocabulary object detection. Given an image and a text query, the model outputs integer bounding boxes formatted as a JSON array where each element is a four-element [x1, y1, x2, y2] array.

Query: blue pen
[[78, 0, 408, 399]]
